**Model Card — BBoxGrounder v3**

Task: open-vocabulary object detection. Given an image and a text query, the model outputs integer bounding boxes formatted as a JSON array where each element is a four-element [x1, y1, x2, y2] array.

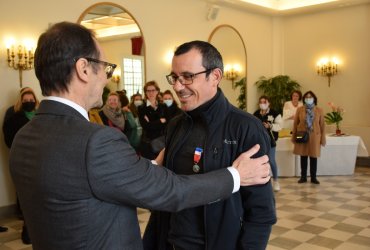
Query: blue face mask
[[163, 99, 173, 107], [305, 98, 314, 105]]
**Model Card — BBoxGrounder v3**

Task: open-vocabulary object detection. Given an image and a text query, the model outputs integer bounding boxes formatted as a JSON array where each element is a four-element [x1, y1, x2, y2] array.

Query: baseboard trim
[[356, 157, 370, 167]]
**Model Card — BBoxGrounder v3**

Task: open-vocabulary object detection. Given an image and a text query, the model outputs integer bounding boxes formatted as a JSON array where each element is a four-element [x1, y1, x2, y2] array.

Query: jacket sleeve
[[318, 108, 326, 146], [271, 114, 283, 132], [86, 126, 235, 212], [239, 121, 277, 250]]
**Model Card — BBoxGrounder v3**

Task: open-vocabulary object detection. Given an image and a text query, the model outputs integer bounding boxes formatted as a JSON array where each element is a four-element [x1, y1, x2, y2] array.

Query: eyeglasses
[[166, 68, 215, 85], [145, 89, 158, 93], [75, 57, 117, 79]]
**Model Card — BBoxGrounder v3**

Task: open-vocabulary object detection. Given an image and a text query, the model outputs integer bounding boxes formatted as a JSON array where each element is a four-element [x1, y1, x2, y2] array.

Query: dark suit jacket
[[9, 100, 234, 250]]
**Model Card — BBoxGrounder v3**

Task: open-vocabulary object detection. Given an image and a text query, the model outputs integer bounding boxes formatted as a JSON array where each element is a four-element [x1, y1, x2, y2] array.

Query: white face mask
[[134, 100, 143, 107], [163, 99, 173, 107], [259, 103, 269, 110], [305, 98, 314, 105]]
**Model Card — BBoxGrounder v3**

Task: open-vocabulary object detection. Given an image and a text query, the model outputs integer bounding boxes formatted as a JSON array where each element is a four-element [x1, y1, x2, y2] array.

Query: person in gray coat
[[9, 22, 271, 250]]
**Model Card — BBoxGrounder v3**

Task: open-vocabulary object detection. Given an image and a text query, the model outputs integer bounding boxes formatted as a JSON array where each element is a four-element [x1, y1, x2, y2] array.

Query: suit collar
[[37, 100, 88, 121], [44, 96, 89, 120]]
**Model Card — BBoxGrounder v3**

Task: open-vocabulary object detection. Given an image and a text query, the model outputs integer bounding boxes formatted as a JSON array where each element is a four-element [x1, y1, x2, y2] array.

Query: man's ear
[[211, 68, 223, 86], [74, 58, 89, 82]]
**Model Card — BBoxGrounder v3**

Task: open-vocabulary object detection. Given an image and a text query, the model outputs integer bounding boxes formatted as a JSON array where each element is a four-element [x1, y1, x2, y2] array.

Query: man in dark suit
[[9, 22, 270, 250]]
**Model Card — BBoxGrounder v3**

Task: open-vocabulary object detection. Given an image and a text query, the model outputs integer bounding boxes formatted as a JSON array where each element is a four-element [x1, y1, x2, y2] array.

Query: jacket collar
[[36, 100, 88, 121], [185, 88, 231, 129]]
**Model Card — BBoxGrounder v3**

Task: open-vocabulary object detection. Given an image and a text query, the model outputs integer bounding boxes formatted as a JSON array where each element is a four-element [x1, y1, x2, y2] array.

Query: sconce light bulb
[[5, 37, 16, 49]]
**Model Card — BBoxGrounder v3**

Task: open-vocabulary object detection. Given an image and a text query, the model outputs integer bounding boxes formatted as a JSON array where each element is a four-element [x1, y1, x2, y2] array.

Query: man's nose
[[172, 79, 185, 92]]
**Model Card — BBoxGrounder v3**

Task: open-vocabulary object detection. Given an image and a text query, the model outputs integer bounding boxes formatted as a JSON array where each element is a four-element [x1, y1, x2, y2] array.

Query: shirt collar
[[44, 96, 89, 121], [146, 99, 157, 107]]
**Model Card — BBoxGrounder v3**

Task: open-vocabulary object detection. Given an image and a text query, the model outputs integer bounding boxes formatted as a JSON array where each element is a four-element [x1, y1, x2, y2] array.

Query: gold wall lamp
[[6, 39, 35, 88], [224, 63, 241, 86], [317, 57, 339, 87], [111, 68, 121, 89]]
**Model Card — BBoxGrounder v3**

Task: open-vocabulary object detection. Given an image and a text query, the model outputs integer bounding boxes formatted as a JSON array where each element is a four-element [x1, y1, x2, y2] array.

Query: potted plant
[[255, 75, 301, 114], [324, 102, 344, 135]]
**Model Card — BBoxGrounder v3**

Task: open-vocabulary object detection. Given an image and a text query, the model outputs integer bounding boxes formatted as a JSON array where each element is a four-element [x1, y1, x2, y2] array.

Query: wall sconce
[[317, 57, 339, 87], [6, 40, 35, 88], [224, 64, 241, 86], [111, 69, 121, 88]]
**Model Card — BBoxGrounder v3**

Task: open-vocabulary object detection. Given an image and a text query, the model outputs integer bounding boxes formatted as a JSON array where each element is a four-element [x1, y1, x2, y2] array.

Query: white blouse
[[282, 101, 303, 129]]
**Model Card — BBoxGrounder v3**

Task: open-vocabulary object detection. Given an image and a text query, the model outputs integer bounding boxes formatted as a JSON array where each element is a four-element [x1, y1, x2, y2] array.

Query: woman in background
[[99, 92, 125, 132], [293, 90, 326, 184], [138, 81, 167, 159], [253, 95, 283, 191], [129, 93, 143, 119], [3, 87, 39, 245], [283, 90, 303, 131], [162, 90, 182, 121]]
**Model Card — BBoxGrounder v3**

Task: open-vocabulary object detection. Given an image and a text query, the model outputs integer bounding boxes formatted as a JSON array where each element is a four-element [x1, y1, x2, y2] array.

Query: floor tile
[[1, 166, 369, 250]]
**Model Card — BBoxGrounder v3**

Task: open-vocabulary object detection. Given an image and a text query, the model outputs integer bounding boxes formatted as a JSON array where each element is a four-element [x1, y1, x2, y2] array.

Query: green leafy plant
[[255, 75, 301, 114], [324, 102, 344, 130], [232, 77, 246, 110]]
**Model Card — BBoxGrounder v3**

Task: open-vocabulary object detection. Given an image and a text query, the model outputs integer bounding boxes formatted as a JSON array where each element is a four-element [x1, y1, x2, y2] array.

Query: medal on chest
[[193, 147, 203, 173]]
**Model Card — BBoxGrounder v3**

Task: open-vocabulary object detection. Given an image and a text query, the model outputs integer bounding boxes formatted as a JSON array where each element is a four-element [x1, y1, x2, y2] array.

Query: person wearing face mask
[[162, 90, 183, 121], [3, 87, 39, 148], [2, 87, 39, 245], [253, 96, 283, 191], [129, 92, 143, 119], [292, 90, 326, 184]]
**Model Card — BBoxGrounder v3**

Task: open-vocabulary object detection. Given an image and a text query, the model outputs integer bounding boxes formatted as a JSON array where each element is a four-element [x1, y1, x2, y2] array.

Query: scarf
[[102, 105, 125, 130], [24, 111, 36, 120], [305, 103, 315, 131]]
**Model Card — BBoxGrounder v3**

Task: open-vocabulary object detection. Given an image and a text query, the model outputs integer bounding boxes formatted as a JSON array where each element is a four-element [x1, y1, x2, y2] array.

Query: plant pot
[[336, 129, 342, 135]]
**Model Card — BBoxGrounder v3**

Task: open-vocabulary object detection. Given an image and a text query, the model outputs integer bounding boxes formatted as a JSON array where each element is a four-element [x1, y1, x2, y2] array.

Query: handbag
[[295, 131, 309, 143], [150, 135, 165, 154]]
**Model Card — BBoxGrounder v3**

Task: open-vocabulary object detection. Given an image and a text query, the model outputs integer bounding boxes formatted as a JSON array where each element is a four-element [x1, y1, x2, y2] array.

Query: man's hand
[[154, 148, 165, 166], [232, 144, 270, 186]]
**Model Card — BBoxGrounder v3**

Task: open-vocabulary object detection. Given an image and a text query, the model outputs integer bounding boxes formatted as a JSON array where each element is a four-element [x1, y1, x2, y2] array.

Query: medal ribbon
[[193, 147, 203, 165]]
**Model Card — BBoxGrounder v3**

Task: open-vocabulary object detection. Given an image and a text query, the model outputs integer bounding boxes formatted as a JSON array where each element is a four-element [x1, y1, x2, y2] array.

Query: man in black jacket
[[143, 41, 276, 250]]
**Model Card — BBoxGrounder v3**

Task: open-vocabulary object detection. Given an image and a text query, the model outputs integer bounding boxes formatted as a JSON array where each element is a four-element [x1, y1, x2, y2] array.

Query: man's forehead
[[171, 49, 203, 73]]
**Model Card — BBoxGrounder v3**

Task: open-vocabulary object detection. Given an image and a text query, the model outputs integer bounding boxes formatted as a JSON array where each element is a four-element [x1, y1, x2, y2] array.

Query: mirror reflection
[[208, 25, 247, 110], [78, 3, 145, 98]]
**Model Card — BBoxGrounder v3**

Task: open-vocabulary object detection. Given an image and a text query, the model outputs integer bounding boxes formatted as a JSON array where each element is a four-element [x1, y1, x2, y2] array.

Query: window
[[122, 56, 144, 98]]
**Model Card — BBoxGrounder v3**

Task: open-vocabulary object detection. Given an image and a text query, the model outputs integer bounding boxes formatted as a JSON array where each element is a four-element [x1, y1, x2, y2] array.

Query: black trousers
[[300, 156, 318, 179]]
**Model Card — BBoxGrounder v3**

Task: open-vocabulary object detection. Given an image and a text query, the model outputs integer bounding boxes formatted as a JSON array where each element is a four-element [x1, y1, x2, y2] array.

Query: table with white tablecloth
[[275, 135, 368, 176]]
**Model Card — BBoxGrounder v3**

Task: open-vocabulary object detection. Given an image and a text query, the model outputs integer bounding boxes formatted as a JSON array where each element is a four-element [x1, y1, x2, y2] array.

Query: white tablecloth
[[276, 135, 368, 176]]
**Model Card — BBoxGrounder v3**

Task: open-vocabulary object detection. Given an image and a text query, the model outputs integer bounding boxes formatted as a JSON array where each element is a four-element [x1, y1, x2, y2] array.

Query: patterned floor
[[1, 166, 369, 250]]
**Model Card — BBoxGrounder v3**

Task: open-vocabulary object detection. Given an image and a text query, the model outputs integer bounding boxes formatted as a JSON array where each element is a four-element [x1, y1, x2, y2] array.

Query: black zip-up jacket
[[143, 90, 276, 250]]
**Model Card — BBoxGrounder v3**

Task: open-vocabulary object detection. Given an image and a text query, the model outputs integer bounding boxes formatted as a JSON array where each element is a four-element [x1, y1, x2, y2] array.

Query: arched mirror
[[78, 3, 145, 98], [208, 25, 247, 110]]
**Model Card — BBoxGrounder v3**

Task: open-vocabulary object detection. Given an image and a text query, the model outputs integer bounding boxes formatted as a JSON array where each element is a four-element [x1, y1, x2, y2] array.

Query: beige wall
[[0, 0, 368, 208], [282, 4, 370, 148]]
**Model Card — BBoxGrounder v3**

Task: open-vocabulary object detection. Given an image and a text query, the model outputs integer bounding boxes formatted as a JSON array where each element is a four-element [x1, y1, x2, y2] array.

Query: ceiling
[[80, 5, 140, 40], [81, 1, 370, 40], [205, 0, 370, 15]]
